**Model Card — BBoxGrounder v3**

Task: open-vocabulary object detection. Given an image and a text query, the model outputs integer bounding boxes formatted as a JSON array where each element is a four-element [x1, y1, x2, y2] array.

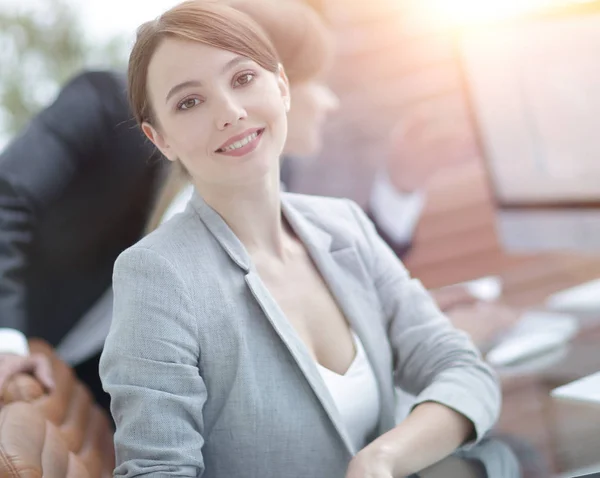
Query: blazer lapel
[[282, 197, 397, 437], [189, 192, 356, 455], [244, 271, 357, 455]]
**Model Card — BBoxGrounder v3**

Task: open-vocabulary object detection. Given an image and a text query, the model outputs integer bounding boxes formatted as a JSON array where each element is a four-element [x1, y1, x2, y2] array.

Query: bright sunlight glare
[[422, 0, 598, 26]]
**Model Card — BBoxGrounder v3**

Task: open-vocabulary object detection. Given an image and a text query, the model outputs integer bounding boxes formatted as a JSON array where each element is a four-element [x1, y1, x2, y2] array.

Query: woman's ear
[[141, 122, 177, 162], [277, 64, 291, 112]]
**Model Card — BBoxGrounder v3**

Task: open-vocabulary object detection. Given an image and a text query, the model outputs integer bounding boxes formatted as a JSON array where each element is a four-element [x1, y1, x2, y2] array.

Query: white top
[[316, 331, 380, 452]]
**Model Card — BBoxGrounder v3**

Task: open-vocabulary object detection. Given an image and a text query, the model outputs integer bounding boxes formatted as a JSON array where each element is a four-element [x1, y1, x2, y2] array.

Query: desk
[[417, 317, 600, 477], [496, 317, 600, 476]]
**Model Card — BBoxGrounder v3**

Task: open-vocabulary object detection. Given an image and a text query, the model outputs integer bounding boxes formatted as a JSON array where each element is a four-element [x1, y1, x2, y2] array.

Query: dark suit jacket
[[0, 71, 163, 346]]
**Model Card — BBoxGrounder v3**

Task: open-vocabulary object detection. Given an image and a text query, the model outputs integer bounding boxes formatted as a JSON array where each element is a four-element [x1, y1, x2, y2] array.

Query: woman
[[99, 1, 500, 477], [147, 0, 519, 355], [145, 0, 339, 231]]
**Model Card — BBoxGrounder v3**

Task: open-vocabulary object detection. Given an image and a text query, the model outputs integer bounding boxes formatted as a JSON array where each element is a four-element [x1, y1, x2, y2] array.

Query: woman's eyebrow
[[221, 55, 251, 74], [165, 80, 202, 103]]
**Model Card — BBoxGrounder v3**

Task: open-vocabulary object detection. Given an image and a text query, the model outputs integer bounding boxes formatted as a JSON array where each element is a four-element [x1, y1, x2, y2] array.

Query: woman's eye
[[178, 98, 202, 110], [234, 73, 255, 87]]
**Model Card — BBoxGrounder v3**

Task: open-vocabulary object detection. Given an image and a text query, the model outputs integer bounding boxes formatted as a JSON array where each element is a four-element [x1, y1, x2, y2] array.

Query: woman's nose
[[215, 94, 247, 130]]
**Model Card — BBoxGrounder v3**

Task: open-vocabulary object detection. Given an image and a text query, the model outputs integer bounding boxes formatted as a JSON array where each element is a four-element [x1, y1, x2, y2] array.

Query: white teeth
[[221, 131, 259, 152]]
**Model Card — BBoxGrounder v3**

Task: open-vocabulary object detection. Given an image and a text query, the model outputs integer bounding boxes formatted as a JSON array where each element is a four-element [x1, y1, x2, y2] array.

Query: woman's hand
[[345, 443, 395, 478], [0, 353, 54, 397]]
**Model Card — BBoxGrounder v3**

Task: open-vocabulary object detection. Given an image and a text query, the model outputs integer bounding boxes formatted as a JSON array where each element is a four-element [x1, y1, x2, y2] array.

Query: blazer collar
[[282, 196, 397, 438], [189, 191, 394, 453], [189, 191, 251, 271], [189, 191, 351, 268]]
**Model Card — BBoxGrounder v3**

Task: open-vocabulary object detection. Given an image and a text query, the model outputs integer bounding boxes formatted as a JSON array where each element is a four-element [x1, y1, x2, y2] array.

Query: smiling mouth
[[215, 128, 265, 153]]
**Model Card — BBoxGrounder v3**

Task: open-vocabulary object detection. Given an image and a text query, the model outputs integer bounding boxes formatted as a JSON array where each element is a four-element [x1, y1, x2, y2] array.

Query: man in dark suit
[[0, 71, 163, 410]]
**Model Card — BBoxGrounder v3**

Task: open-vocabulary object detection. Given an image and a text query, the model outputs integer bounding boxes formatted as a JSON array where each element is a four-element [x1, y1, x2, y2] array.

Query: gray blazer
[[100, 192, 501, 478]]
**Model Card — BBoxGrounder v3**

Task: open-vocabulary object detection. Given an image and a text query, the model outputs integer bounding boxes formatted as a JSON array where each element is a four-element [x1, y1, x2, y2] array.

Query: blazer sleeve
[[99, 247, 206, 477], [346, 200, 501, 443], [0, 71, 119, 332]]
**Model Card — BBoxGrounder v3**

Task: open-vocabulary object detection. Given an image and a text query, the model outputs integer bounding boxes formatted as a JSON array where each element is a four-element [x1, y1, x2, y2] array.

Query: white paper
[[551, 371, 600, 404]]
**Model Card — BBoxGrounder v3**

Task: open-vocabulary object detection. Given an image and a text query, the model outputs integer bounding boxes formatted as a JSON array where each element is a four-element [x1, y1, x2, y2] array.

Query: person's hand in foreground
[[0, 353, 54, 401]]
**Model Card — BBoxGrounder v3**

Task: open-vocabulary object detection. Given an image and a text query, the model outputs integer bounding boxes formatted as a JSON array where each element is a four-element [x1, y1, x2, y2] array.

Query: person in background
[[0, 70, 162, 410], [99, 2, 500, 477], [288, 0, 521, 347]]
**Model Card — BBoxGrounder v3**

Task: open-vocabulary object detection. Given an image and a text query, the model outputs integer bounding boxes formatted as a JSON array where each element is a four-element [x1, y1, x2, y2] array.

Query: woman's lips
[[216, 127, 263, 151], [215, 128, 264, 157]]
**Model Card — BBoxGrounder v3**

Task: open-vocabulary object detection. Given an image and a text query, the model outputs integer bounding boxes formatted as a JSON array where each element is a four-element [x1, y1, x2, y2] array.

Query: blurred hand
[[430, 285, 479, 312], [345, 444, 394, 478], [447, 302, 521, 348], [0, 353, 54, 398], [386, 112, 469, 193]]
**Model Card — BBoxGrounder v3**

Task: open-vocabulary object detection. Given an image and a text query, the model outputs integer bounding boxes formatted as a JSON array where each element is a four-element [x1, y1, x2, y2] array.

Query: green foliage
[[0, 0, 127, 139]]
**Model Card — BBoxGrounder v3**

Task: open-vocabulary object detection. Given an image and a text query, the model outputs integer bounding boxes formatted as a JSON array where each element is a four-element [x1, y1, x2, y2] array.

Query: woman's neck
[[198, 171, 290, 260]]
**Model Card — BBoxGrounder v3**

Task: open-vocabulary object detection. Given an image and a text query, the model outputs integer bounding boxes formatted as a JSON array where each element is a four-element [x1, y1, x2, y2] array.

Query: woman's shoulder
[[118, 208, 208, 269]]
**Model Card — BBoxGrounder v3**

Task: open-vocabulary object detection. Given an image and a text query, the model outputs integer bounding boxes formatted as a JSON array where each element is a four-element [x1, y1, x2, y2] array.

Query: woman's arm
[[346, 200, 501, 474], [99, 246, 207, 477], [347, 402, 474, 477]]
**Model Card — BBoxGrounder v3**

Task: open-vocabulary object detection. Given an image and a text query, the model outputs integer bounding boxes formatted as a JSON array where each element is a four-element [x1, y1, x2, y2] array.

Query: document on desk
[[551, 372, 600, 404]]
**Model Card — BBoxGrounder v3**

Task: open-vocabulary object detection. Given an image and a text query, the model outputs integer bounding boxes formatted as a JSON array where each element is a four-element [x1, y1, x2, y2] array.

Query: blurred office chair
[[0, 339, 114, 478]]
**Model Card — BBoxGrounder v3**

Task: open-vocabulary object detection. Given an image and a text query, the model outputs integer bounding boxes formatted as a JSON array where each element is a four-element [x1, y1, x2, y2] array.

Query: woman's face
[[285, 80, 339, 158], [142, 38, 290, 188]]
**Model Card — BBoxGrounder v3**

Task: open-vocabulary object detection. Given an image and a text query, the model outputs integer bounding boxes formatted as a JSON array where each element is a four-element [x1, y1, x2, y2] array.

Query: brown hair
[[225, 0, 333, 84], [145, 0, 333, 233], [128, 0, 280, 127]]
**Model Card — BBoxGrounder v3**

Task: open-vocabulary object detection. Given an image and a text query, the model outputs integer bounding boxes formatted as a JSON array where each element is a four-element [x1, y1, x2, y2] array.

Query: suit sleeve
[[347, 199, 501, 443], [100, 247, 206, 477], [0, 72, 118, 333]]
